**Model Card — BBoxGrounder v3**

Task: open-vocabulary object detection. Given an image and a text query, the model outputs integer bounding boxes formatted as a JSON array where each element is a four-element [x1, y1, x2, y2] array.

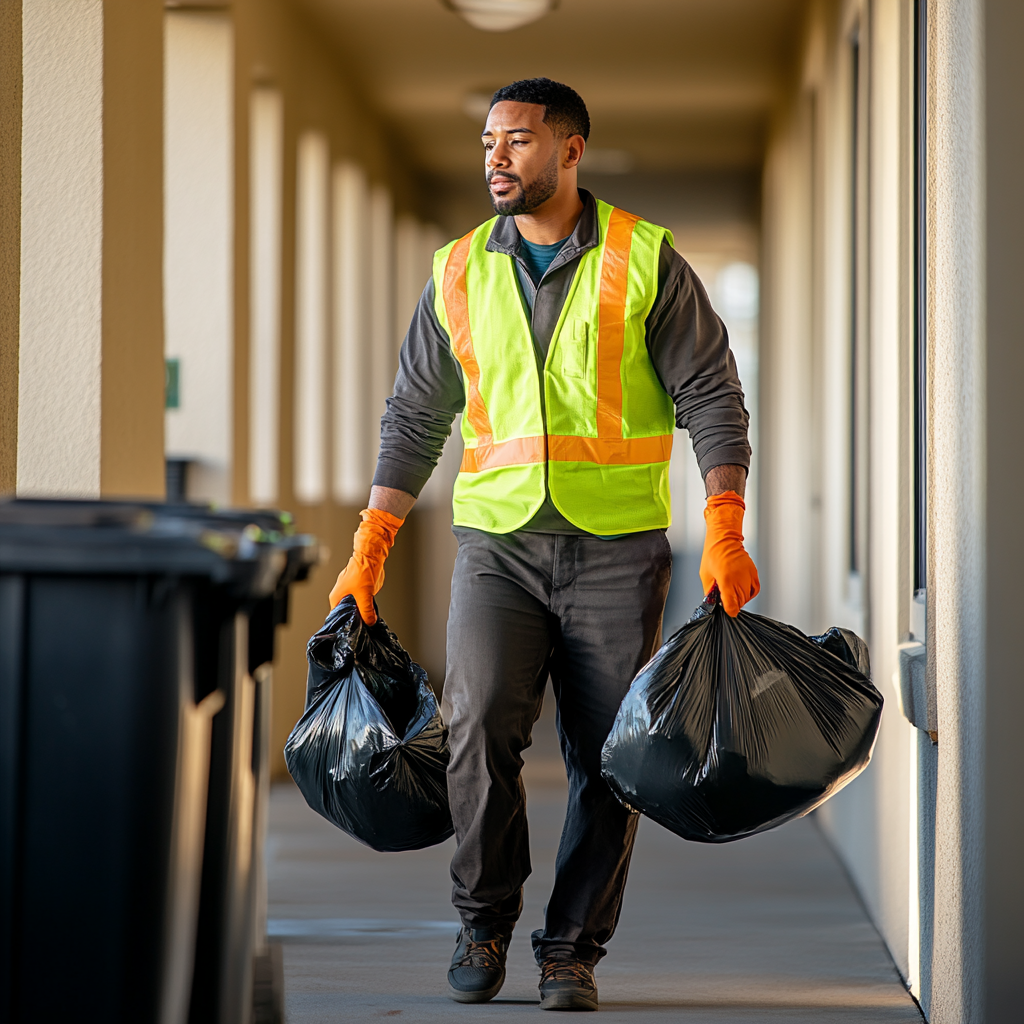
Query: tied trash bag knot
[[285, 595, 454, 852], [600, 586, 882, 843]]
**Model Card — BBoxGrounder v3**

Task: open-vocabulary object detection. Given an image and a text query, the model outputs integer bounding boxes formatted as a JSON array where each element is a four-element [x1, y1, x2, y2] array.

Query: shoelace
[[454, 937, 505, 971], [540, 956, 594, 985]]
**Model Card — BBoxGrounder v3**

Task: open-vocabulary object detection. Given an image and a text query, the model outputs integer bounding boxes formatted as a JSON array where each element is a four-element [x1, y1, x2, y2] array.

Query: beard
[[487, 152, 559, 216]]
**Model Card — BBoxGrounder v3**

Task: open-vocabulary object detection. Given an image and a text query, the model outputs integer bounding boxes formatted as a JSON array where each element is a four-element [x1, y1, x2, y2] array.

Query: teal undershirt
[[518, 234, 627, 541], [519, 235, 568, 285]]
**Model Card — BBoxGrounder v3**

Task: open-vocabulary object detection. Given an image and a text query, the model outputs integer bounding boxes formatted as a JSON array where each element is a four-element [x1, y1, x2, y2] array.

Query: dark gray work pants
[[441, 526, 672, 964]]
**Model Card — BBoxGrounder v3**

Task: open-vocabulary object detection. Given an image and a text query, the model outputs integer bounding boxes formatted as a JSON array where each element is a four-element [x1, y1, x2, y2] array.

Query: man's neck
[[514, 185, 585, 245]]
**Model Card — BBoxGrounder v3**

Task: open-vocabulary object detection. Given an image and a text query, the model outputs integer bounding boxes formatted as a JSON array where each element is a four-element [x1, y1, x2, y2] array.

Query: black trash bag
[[600, 588, 883, 844], [284, 595, 454, 852]]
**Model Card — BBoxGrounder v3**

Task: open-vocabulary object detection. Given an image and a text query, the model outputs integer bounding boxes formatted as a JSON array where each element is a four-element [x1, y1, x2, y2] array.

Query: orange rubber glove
[[699, 490, 760, 617], [329, 508, 405, 624]]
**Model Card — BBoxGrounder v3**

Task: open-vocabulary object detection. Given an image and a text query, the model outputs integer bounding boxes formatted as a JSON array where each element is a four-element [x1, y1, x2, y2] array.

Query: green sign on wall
[[165, 358, 180, 409]]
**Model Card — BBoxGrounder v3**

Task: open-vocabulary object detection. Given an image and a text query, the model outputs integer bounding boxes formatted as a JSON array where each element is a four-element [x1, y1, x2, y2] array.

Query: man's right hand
[[329, 508, 405, 624]]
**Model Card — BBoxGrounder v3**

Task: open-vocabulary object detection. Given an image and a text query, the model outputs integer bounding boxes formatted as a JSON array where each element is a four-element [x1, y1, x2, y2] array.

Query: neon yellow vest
[[432, 199, 675, 535]]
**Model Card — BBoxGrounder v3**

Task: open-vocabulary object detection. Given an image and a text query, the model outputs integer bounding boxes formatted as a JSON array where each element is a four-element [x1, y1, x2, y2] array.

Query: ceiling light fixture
[[441, 0, 558, 33]]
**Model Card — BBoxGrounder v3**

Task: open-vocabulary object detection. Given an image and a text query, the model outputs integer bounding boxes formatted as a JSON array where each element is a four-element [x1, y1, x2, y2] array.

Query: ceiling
[[295, 0, 806, 181]]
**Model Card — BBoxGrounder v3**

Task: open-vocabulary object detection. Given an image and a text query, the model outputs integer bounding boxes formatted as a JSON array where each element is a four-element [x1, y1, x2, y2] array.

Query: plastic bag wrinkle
[[285, 596, 454, 852], [600, 589, 883, 843]]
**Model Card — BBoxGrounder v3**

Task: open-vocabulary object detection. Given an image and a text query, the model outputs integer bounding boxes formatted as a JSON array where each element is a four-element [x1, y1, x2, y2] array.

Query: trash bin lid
[[0, 499, 319, 598], [157, 502, 319, 590]]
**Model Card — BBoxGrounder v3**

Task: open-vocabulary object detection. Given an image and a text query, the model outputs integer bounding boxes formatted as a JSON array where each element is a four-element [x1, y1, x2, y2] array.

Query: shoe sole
[[539, 990, 599, 1012], [447, 970, 506, 1004]]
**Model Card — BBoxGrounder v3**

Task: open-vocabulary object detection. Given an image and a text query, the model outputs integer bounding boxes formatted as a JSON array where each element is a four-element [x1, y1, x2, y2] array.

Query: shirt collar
[[485, 188, 600, 262]]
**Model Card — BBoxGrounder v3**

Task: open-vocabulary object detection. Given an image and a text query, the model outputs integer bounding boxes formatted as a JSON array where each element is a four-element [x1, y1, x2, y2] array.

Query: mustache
[[486, 170, 522, 187]]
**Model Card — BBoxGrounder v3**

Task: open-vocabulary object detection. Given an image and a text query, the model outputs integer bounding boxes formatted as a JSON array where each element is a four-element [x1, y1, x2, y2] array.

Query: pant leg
[[442, 528, 554, 934], [532, 530, 673, 965]]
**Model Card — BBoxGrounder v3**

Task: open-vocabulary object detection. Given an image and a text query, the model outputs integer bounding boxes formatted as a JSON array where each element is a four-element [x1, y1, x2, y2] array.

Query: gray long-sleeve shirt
[[373, 190, 751, 534]]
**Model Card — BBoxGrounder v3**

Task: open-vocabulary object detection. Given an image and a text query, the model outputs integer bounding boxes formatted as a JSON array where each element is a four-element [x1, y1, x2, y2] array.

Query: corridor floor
[[268, 703, 924, 1023]]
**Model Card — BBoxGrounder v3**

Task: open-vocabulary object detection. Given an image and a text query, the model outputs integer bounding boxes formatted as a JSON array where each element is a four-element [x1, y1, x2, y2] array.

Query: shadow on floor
[[268, 695, 922, 1023]]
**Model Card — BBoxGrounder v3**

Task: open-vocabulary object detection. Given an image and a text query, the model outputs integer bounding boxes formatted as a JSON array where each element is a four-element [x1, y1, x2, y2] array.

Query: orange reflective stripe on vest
[[459, 436, 545, 473], [442, 228, 493, 445], [548, 433, 672, 465], [460, 433, 673, 473], [596, 208, 642, 439]]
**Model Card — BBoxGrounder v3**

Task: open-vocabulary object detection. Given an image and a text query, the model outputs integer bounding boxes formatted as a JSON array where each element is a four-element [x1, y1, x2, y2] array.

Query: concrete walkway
[[268, 703, 923, 1023]]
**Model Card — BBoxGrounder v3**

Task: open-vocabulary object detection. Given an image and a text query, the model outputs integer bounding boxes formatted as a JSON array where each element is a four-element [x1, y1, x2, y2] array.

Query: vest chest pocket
[[559, 319, 589, 379]]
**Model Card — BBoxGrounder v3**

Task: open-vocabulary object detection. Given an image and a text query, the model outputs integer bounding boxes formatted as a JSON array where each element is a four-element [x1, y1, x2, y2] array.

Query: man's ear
[[563, 135, 585, 169]]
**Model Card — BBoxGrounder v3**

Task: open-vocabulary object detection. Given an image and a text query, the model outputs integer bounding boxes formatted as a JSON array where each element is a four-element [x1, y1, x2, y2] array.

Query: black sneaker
[[538, 952, 599, 1012], [447, 926, 510, 1004]]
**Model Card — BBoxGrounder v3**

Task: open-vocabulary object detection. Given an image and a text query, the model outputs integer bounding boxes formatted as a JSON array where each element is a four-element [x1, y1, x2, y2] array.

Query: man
[[330, 78, 758, 1012]]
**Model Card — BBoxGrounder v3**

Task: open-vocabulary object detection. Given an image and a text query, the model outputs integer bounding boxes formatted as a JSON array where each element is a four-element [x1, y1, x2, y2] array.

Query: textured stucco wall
[[0, 0, 20, 494], [18, 0, 105, 497], [17, 0, 165, 500], [927, 0, 986, 1019]]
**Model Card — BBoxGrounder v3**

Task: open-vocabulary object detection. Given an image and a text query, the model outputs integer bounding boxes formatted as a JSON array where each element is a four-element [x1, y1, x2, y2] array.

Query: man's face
[[483, 100, 563, 216]]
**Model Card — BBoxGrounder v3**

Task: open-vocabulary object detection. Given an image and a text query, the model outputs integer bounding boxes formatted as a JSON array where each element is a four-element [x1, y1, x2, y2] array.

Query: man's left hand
[[699, 490, 760, 617]]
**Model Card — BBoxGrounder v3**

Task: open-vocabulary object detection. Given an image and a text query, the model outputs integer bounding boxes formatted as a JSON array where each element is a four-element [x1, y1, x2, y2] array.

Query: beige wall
[[761, 0, 1024, 1019], [926, 1, 986, 1018], [18, 0, 105, 497], [15, 0, 165, 500], [0, 0, 20, 495]]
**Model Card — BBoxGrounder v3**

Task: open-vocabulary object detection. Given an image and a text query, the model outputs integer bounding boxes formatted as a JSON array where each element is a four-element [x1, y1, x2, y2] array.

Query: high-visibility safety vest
[[432, 199, 675, 535]]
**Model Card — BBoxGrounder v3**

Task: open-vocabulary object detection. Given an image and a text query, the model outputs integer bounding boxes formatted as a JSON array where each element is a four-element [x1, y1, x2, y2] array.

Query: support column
[[17, 0, 164, 500], [928, 0, 985, 1020], [0, 0, 19, 495]]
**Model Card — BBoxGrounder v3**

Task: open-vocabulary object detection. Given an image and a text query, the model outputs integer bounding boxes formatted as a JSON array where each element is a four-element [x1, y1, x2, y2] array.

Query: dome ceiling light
[[441, 0, 558, 33]]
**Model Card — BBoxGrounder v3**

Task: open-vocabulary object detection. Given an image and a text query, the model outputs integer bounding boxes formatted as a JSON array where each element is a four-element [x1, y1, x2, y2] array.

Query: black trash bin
[[179, 508, 316, 1024], [0, 499, 315, 1024]]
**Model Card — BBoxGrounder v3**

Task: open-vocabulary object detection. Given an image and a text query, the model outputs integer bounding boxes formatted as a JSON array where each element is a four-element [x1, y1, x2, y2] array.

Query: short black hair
[[490, 78, 590, 141]]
